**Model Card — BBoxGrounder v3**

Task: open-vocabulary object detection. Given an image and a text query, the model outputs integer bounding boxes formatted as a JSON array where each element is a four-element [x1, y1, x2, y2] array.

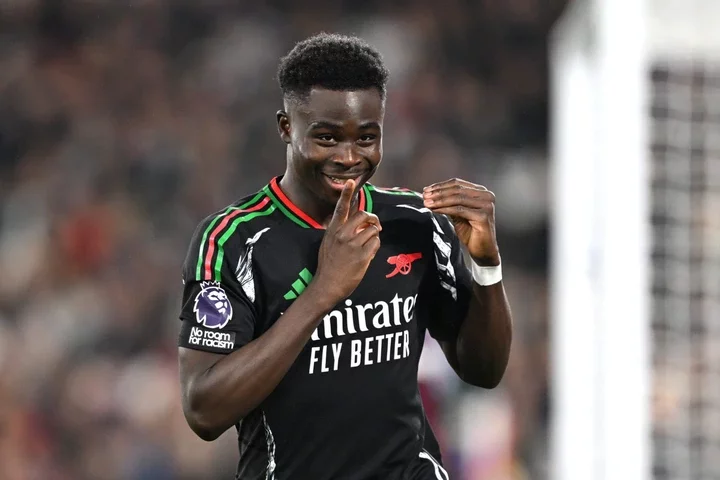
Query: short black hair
[[277, 33, 389, 102]]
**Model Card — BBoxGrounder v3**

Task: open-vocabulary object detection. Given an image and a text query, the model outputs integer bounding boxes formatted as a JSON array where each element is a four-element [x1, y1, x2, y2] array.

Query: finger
[[428, 183, 489, 196], [430, 205, 491, 221], [352, 223, 381, 246], [424, 185, 491, 203], [427, 185, 494, 200], [424, 190, 495, 208], [362, 235, 381, 257], [423, 178, 486, 192], [328, 179, 356, 229], [345, 210, 382, 234]]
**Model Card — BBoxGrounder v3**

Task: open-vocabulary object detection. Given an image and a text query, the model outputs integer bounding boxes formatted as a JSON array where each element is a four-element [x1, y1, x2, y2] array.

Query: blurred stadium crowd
[[0, 0, 564, 478]]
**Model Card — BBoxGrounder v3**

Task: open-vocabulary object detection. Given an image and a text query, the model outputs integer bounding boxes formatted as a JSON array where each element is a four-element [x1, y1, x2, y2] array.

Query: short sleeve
[[177, 216, 258, 354], [424, 213, 473, 342]]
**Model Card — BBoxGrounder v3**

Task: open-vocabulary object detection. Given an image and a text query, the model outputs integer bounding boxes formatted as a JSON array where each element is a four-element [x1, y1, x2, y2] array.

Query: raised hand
[[313, 180, 382, 303], [423, 178, 500, 266]]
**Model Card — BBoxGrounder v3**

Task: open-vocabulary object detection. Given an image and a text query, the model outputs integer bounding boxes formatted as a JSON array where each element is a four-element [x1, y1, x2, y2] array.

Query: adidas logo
[[283, 268, 313, 300]]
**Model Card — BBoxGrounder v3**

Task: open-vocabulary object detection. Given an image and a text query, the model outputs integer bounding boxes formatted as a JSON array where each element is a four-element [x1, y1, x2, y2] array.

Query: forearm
[[184, 283, 335, 438], [454, 281, 513, 388]]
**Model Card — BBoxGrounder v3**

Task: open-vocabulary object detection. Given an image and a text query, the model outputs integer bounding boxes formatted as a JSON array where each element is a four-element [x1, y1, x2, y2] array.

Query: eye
[[358, 134, 377, 144], [316, 134, 335, 143]]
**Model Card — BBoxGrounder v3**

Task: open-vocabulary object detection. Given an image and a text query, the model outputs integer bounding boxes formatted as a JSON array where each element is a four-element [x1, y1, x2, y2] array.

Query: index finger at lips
[[329, 179, 356, 228]]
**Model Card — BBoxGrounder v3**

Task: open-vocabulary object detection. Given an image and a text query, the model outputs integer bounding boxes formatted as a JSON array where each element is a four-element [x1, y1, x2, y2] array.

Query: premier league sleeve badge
[[193, 281, 234, 329]]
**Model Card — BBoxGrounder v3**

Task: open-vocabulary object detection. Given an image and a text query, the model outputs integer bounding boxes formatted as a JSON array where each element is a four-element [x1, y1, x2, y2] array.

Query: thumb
[[328, 179, 356, 229]]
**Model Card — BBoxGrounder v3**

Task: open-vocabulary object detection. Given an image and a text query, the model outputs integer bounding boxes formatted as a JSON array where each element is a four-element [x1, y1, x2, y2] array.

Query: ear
[[276, 110, 291, 144]]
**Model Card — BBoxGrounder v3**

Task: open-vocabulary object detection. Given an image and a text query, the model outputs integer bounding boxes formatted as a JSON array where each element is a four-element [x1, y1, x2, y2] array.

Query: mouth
[[322, 173, 365, 191]]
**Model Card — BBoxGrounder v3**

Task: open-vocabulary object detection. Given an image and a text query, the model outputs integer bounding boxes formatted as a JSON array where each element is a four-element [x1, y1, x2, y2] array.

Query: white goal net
[[649, 22, 720, 480], [550, 0, 720, 479]]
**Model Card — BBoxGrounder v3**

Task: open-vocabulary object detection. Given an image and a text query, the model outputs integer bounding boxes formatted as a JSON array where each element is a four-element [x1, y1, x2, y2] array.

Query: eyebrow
[[309, 121, 381, 130]]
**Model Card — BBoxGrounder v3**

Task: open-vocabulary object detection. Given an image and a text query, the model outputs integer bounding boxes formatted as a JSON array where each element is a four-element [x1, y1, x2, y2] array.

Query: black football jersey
[[178, 176, 473, 480]]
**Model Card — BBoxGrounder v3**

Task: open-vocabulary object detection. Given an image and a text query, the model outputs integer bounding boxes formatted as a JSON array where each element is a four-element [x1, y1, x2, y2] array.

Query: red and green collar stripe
[[265, 177, 373, 229], [195, 192, 274, 281], [360, 183, 372, 212], [265, 177, 323, 229], [194, 178, 375, 281]]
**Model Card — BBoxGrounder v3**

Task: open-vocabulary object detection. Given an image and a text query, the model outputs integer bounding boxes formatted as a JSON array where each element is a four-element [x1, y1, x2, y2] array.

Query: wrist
[[301, 280, 343, 313], [470, 257, 503, 286], [470, 252, 501, 267]]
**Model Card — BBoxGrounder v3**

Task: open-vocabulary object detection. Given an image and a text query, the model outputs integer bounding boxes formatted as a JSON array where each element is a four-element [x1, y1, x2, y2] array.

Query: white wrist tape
[[471, 259, 502, 286]]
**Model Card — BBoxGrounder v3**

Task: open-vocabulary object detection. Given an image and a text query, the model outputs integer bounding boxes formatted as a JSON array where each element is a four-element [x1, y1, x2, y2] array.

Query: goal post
[[549, 0, 651, 479], [551, 0, 720, 479]]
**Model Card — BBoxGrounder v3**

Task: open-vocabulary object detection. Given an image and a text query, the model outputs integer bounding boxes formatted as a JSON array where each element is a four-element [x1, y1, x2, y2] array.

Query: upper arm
[[423, 213, 473, 345], [177, 279, 257, 355], [176, 216, 260, 398], [178, 214, 260, 350], [178, 347, 225, 410]]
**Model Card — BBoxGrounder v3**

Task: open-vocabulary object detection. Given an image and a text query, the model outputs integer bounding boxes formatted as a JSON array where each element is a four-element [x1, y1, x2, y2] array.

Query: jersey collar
[[264, 176, 372, 229]]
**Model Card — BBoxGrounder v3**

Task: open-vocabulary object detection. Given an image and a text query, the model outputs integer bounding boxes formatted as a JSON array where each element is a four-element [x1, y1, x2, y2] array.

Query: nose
[[332, 144, 362, 167]]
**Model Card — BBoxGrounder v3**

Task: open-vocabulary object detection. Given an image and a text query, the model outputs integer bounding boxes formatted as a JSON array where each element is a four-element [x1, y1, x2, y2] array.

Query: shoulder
[[365, 183, 456, 235], [364, 184, 424, 211], [191, 189, 274, 246], [184, 188, 276, 282]]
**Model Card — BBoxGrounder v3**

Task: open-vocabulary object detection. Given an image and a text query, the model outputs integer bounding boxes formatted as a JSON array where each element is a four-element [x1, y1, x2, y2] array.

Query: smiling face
[[277, 87, 384, 207]]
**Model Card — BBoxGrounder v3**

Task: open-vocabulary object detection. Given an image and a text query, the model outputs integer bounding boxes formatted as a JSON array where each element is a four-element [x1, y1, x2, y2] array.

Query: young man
[[177, 33, 513, 479]]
